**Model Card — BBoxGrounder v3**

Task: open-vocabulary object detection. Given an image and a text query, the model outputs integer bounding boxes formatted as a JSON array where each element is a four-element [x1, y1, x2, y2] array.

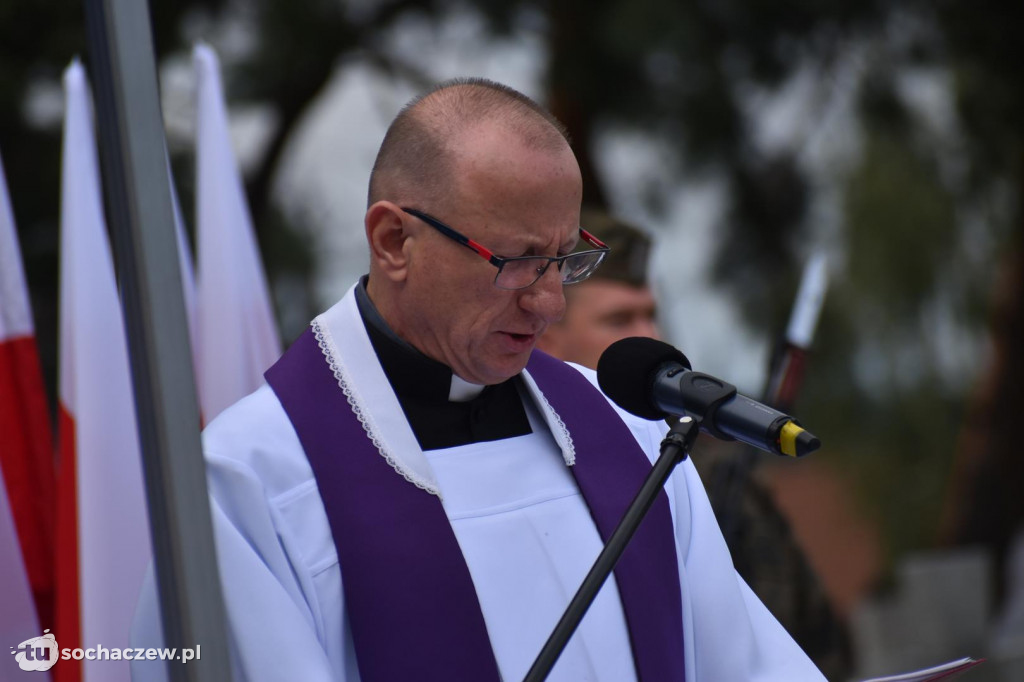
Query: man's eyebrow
[[502, 230, 578, 255]]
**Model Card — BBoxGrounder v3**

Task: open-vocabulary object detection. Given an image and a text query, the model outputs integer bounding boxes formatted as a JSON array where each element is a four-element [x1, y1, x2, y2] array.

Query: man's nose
[[519, 264, 566, 323]]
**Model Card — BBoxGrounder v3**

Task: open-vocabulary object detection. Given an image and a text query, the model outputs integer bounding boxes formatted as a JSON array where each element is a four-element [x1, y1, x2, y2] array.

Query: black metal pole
[[523, 416, 701, 682], [82, 1, 230, 680]]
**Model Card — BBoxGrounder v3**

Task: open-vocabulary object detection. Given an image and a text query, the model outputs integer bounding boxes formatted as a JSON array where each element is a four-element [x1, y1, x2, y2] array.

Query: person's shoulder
[[202, 383, 314, 496], [202, 384, 289, 450], [563, 361, 601, 394], [563, 361, 668, 440]]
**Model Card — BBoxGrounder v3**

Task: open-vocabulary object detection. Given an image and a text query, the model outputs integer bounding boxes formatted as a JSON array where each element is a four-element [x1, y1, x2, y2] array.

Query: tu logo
[[10, 630, 58, 672]]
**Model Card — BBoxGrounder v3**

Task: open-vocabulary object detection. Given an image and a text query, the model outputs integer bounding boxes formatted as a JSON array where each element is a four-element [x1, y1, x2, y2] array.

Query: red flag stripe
[[0, 335, 55, 626], [53, 404, 81, 682]]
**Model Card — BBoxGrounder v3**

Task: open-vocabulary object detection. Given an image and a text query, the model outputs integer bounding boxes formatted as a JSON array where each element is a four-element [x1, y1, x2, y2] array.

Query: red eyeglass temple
[[466, 227, 605, 265], [463, 238, 496, 261], [580, 228, 607, 249]]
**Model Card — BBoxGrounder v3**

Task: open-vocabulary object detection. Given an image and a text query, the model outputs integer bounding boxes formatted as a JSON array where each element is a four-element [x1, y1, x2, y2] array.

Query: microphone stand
[[523, 415, 702, 682]]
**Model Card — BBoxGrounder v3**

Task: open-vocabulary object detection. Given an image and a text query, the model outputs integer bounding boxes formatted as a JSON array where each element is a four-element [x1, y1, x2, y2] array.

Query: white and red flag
[[0, 147, 54, 677], [193, 43, 281, 423], [53, 60, 152, 682]]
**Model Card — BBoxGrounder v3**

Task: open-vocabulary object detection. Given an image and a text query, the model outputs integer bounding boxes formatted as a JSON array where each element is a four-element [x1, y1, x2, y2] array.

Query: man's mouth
[[500, 331, 539, 350]]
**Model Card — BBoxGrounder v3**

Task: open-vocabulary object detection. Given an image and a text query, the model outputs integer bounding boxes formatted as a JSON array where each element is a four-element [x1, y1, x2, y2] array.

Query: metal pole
[[82, 1, 231, 680]]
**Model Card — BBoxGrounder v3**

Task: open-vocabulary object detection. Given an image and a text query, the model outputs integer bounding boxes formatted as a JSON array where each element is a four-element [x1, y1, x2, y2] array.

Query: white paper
[[859, 656, 984, 682]]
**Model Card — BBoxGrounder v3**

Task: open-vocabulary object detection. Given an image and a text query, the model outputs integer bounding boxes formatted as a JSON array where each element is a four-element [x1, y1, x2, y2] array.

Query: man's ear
[[365, 201, 411, 282]]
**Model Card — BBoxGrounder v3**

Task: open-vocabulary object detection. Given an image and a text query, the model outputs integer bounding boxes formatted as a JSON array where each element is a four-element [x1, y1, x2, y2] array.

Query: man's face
[[537, 278, 659, 370], [394, 124, 583, 385]]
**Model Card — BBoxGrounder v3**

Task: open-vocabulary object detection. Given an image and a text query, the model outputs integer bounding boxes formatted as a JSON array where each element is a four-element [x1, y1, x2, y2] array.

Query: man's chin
[[472, 357, 533, 386]]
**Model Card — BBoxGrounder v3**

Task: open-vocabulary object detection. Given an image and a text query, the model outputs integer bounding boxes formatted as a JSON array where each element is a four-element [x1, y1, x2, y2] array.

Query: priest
[[132, 77, 824, 681]]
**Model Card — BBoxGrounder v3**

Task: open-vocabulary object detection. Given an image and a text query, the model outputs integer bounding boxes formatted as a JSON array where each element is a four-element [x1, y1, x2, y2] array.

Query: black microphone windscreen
[[597, 337, 691, 420]]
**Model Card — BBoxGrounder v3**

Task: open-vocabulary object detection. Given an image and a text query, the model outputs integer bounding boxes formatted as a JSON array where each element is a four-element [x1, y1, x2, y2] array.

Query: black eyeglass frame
[[401, 207, 610, 290]]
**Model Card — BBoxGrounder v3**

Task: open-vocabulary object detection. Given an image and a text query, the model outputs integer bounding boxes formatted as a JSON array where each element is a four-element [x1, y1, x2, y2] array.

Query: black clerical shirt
[[355, 279, 532, 451]]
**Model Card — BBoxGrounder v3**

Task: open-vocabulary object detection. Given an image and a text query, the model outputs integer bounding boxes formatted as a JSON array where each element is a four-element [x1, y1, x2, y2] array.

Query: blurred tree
[[929, 0, 1024, 599], [761, 0, 1024, 614]]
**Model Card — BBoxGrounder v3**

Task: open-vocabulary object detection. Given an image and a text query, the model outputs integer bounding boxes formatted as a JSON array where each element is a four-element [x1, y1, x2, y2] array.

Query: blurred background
[[2, 0, 1021, 679]]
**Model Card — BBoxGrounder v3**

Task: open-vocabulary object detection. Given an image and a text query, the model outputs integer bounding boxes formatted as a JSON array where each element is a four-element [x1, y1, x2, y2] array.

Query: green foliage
[[844, 133, 957, 318]]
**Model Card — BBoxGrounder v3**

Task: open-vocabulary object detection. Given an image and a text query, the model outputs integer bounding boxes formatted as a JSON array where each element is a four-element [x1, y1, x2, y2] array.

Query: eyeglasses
[[402, 207, 610, 290]]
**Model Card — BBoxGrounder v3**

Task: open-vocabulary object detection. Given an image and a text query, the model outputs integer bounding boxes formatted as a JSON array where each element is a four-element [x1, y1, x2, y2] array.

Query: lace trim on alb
[[533, 386, 576, 467], [311, 318, 440, 498]]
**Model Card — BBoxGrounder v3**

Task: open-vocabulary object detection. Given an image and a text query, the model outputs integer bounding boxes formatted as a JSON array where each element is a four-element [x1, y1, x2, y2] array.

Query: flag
[[193, 43, 281, 422], [0, 146, 56, 635], [54, 60, 151, 682]]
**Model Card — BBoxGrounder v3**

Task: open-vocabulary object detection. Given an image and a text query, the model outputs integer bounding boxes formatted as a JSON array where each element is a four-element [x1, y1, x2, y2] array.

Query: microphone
[[597, 337, 820, 457]]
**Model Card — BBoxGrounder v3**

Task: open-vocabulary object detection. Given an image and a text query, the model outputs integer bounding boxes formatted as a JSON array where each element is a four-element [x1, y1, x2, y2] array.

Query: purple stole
[[265, 328, 686, 681]]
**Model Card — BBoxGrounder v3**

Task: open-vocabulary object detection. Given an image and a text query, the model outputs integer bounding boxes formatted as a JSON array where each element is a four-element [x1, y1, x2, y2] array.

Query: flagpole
[[82, 1, 230, 680]]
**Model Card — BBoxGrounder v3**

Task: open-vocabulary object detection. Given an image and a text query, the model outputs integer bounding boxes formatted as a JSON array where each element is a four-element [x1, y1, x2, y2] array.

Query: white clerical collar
[[449, 374, 485, 402]]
